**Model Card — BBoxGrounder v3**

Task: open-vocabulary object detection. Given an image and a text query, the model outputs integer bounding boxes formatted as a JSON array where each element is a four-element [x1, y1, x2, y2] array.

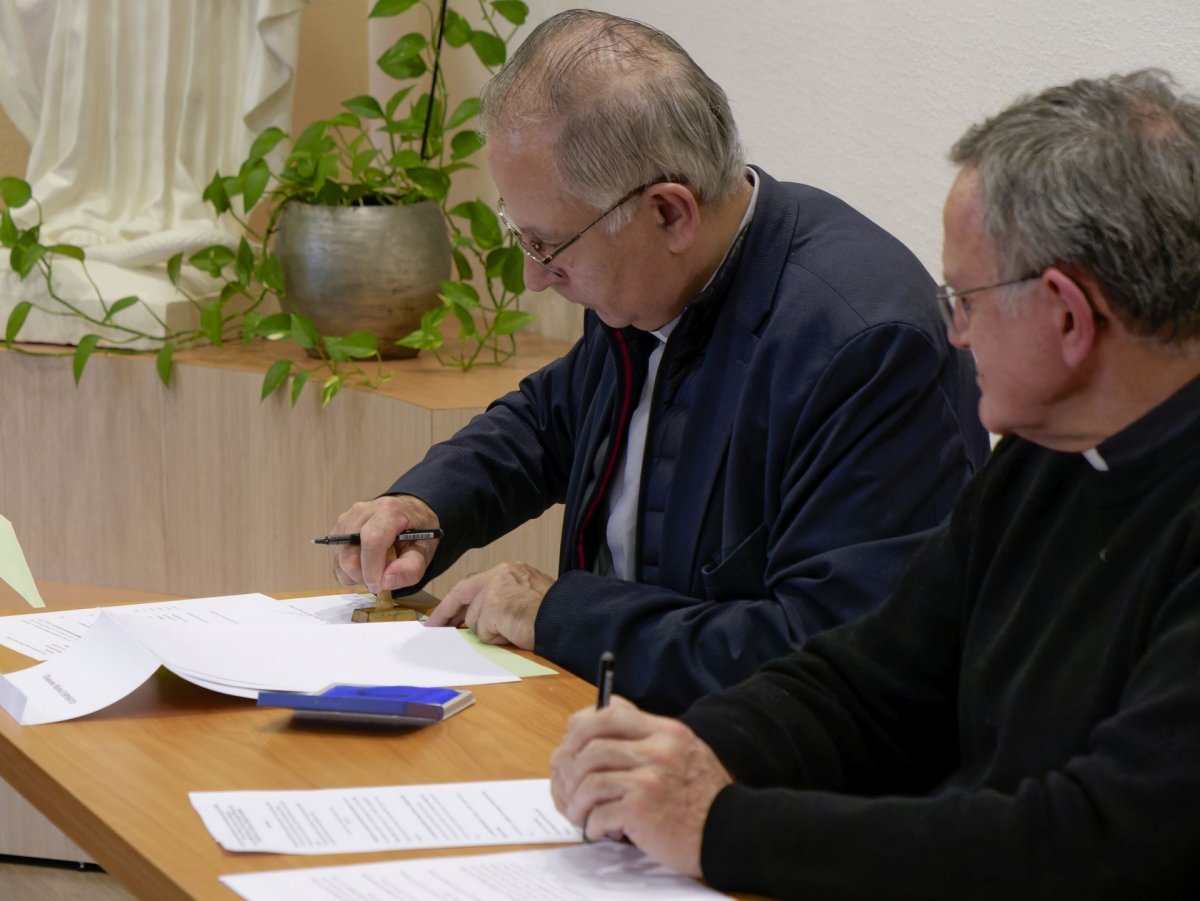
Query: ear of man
[[1044, 266, 1109, 369], [649, 183, 701, 254]]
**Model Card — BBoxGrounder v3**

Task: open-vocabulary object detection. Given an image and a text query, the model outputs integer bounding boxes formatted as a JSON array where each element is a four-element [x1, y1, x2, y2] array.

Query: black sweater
[[683, 376, 1200, 900]]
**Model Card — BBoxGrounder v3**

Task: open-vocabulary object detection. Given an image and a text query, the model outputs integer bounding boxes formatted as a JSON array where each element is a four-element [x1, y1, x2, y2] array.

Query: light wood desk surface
[[0, 585, 596, 900]]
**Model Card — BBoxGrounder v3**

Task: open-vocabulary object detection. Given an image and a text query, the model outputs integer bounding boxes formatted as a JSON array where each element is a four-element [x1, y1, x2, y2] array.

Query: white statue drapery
[[0, 0, 309, 346]]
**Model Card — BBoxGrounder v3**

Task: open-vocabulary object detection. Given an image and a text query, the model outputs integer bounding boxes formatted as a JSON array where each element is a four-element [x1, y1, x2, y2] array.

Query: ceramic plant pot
[[273, 200, 452, 359]]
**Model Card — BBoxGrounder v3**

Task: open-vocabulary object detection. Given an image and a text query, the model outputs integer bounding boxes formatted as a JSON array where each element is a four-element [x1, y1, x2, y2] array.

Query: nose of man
[[523, 255, 562, 293]]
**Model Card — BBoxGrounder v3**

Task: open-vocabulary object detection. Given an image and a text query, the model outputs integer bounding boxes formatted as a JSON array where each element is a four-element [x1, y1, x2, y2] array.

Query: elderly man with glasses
[[551, 69, 1200, 898], [330, 9, 987, 714]]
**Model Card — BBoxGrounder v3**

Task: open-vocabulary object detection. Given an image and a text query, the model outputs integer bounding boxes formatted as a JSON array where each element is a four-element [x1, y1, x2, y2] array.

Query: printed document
[[0, 592, 341, 660], [221, 841, 730, 900], [191, 778, 577, 854]]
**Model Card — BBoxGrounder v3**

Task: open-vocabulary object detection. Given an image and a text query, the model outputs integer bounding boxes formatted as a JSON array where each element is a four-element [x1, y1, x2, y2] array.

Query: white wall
[[525, 0, 1200, 279]]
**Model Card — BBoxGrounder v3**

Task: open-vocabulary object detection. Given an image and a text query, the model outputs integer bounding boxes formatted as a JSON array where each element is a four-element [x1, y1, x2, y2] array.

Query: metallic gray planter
[[273, 200, 452, 359]]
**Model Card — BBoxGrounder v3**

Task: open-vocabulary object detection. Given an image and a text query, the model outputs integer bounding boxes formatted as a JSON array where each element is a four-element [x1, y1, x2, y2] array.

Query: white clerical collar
[[1082, 447, 1110, 471]]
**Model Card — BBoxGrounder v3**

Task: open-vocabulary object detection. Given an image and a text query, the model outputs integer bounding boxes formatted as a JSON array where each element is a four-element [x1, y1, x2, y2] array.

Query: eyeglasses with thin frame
[[937, 267, 1110, 335], [497, 177, 672, 277], [935, 271, 1043, 334]]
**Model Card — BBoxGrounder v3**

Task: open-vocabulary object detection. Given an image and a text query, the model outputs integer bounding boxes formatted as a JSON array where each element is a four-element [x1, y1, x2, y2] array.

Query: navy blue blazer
[[392, 168, 988, 713]]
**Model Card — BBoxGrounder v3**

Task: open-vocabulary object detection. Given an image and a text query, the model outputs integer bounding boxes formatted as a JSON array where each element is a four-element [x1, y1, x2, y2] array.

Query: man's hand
[[330, 496, 440, 593], [424, 562, 553, 649], [549, 696, 732, 877]]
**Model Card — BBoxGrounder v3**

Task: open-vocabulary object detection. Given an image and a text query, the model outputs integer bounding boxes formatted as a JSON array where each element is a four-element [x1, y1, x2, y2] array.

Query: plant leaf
[[449, 130, 484, 161], [0, 210, 17, 247], [245, 311, 292, 340], [156, 342, 175, 386], [384, 86, 415, 119], [397, 326, 444, 350], [4, 300, 32, 346], [45, 243, 85, 261], [440, 280, 480, 311], [343, 95, 385, 119], [340, 330, 379, 357], [0, 177, 32, 208], [452, 248, 473, 280], [377, 33, 428, 80], [262, 358, 292, 399], [369, 0, 420, 16], [320, 375, 343, 407], [10, 242, 46, 278], [406, 167, 451, 201], [167, 252, 183, 287], [492, 308, 535, 335], [201, 172, 231, 214], [468, 201, 503, 249], [443, 9, 472, 46], [248, 126, 287, 162], [258, 253, 284, 294], [470, 31, 506, 68], [242, 159, 271, 213], [235, 238, 255, 285], [72, 334, 100, 384], [188, 245, 236, 278], [450, 302, 480, 340], [492, 1, 529, 26], [289, 367, 310, 405], [102, 296, 140, 323], [290, 313, 321, 350], [200, 300, 224, 346], [446, 98, 482, 130], [501, 243, 526, 294]]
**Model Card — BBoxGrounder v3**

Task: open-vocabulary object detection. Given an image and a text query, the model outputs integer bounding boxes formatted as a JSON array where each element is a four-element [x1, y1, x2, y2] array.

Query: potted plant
[[1, 0, 533, 407]]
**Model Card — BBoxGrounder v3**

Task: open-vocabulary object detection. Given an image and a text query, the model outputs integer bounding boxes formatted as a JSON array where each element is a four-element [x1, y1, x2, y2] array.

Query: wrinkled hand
[[550, 696, 732, 878], [424, 562, 552, 649], [330, 495, 440, 593]]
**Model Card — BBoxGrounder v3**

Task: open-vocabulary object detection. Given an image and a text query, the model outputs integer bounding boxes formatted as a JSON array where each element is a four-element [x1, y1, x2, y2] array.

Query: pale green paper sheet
[[0, 514, 45, 608], [456, 629, 557, 677]]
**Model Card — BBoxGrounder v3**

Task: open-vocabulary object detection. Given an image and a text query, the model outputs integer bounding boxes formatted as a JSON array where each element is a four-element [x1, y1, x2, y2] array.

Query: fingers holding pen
[[329, 495, 440, 592], [549, 698, 729, 878]]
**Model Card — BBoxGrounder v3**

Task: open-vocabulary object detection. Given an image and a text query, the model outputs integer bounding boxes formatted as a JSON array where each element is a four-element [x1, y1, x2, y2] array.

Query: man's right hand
[[330, 495, 441, 593]]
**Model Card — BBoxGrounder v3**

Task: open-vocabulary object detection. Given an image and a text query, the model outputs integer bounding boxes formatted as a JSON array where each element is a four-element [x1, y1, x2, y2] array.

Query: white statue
[[0, 0, 309, 347]]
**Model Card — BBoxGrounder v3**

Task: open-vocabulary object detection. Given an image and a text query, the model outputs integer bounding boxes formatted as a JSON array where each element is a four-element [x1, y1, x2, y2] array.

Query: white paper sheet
[[0, 613, 160, 724], [0, 593, 305, 660], [191, 778, 577, 854], [0, 610, 517, 725], [220, 841, 729, 901], [116, 619, 518, 693]]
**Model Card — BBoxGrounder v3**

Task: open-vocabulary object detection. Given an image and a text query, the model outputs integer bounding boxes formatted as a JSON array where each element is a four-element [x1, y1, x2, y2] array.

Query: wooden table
[[0, 586, 595, 899]]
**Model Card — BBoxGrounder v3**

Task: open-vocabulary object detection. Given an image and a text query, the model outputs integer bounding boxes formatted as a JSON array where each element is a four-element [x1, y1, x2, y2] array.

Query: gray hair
[[950, 69, 1200, 343], [480, 9, 745, 229]]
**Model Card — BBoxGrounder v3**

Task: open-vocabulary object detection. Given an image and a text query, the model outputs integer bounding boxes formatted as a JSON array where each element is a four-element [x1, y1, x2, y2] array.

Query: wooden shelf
[[0, 338, 571, 599]]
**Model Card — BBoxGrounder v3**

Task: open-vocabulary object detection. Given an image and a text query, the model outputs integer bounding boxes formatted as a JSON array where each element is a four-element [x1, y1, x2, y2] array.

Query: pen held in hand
[[595, 651, 615, 710], [312, 529, 445, 546]]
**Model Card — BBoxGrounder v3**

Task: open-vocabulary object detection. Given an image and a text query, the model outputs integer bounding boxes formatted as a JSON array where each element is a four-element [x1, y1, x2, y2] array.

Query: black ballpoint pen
[[595, 651, 615, 710], [311, 529, 445, 545], [583, 651, 617, 843]]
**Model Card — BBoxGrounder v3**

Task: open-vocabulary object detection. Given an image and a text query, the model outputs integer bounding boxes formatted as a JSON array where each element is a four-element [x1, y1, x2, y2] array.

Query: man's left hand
[[550, 696, 732, 877], [424, 562, 553, 649]]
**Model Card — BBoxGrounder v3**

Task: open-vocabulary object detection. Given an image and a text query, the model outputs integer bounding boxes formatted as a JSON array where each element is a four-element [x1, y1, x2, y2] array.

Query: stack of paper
[[0, 594, 522, 725]]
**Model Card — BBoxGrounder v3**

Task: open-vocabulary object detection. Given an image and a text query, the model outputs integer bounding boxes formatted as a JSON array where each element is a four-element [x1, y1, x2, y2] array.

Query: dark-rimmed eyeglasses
[[497, 177, 672, 277], [936, 271, 1043, 334]]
